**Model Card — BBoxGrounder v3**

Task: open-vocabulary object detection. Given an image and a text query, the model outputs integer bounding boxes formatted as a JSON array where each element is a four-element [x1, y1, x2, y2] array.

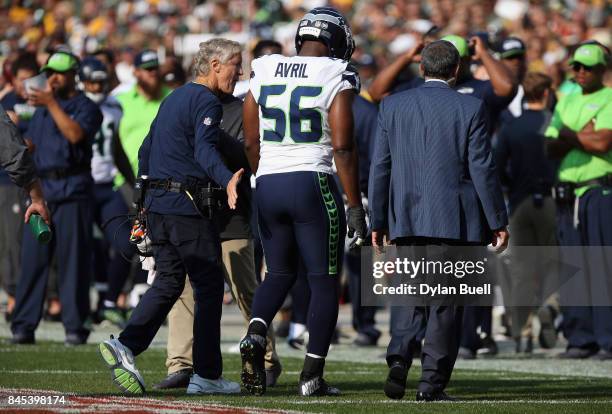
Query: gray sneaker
[[99, 335, 145, 394], [186, 374, 241, 395]]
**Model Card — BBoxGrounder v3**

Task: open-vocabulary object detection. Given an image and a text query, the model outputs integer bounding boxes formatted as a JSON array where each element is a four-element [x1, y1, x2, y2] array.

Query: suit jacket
[[368, 80, 508, 243]]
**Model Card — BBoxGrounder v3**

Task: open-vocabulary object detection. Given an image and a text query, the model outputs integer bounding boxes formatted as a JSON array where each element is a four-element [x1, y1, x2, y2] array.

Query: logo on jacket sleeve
[[203, 117, 212, 125]]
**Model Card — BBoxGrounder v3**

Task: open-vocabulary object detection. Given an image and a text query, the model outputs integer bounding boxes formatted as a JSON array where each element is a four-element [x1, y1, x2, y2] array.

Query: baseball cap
[[41, 51, 79, 73], [354, 53, 377, 68], [569, 44, 607, 67], [441, 35, 469, 58], [134, 50, 159, 69], [499, 37, 526, 59]]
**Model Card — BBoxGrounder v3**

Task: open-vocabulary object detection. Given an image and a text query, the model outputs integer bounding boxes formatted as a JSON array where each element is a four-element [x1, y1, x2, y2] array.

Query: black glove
[[347, 206, 368, 240]]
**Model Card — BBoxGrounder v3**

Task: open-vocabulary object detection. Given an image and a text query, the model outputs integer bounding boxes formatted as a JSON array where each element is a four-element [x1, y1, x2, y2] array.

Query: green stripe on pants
[[317, 173, 340, 275]]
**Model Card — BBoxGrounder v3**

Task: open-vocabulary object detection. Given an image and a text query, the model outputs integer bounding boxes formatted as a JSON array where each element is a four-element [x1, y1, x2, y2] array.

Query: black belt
[[39, 165, 91, 180], [147, 179, 185, 193], [575, 173, 612, 188], [552, 174, 611, 204], [557, 174, 612, 191], [146, 178, 225, 218]]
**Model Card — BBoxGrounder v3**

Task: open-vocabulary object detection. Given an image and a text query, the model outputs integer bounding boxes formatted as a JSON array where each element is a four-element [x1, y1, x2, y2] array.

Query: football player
[[79, 57, 137, 327], [241, 7, 368, 396]]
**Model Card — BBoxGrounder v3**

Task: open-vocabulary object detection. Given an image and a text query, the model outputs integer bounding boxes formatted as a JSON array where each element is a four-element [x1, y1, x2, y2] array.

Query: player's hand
[[491, 227, 509, 254], [27, 84, 55, 107], [346, 206, 368, 249], [347, 206, 367, 245], [469, 36, 487, 60], [227, 168, 244, 210]]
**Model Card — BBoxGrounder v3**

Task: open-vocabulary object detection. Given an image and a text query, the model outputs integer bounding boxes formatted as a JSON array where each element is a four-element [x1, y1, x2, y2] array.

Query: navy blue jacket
[[369, 80, 508, 243], [138, 82, 233, 215], [353, 95, 378, 194]]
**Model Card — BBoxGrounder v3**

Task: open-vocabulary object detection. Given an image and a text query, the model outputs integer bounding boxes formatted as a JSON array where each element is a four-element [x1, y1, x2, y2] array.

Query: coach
[[369, 40, 509, 401], [99, 39, 243, 395]]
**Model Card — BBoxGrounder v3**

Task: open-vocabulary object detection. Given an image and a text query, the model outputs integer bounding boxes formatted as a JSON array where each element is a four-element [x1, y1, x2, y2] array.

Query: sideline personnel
[[545, 43, 612, 360], [369, 40, 509, 402], [11, 51, 102, 346], [98, 38, 244, 395]]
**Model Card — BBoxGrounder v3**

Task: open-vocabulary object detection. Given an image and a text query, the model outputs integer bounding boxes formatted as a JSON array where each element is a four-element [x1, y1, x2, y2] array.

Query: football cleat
[[239, 334, 267, 395], [298, 376, 341, 397]]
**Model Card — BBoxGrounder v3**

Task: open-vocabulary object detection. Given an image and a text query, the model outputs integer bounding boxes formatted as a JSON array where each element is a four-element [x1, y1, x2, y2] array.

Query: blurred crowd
[[1, 0, 611, 91]]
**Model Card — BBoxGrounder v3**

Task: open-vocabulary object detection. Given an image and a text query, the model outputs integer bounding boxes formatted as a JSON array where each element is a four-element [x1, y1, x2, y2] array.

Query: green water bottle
[[29, 214, 52, 244]]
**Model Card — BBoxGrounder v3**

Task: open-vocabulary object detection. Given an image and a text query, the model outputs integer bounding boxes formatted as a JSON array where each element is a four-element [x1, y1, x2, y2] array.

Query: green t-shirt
[[557, 79, 582, 100], [114, 85, 172, 187], [545, 86, 612, 196]]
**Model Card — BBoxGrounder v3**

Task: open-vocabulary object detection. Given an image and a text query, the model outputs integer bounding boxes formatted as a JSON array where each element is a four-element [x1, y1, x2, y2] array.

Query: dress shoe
[[558, 347, 598, 359], [384, 359, 408, 400], [353, 332, 379, 347], [416, 390, 457, 402], [153, 368, 193, 389], [11, 332, 35, 345]]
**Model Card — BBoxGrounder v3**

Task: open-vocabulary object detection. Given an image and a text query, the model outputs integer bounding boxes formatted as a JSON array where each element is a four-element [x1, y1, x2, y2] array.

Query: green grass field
[[1, 341, 612, 413]]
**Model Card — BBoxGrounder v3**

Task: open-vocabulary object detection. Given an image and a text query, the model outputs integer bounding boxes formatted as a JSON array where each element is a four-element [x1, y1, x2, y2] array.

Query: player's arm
[[330, 89, 360, 207], [331, 89, 368, 242], [367, 43, 423, 103], [243, 91, 261, 174]]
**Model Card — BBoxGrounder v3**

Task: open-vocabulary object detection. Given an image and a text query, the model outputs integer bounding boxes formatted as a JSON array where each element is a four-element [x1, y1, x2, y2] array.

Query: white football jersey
[[249, 54, 359, 177], [91, 96, 123, 184]]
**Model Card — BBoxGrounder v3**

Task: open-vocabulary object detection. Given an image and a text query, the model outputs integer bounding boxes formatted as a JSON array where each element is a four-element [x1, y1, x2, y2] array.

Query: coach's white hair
[[193, 38, 242, 77]]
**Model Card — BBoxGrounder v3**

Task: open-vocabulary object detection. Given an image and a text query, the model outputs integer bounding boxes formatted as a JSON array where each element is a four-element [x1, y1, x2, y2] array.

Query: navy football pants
[[251, 171, 346, 357]]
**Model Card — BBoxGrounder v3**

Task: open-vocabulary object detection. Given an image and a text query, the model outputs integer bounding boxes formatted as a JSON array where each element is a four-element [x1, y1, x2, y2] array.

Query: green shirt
[[545, 86, 612, 196], [114, 85, 172, 187]]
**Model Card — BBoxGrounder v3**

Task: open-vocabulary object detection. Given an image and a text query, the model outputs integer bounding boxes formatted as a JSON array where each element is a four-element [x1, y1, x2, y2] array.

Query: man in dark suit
[[368, 40, 509, 401]]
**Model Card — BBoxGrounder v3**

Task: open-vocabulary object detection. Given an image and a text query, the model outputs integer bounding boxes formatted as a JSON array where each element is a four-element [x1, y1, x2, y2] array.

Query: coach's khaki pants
[[166, 238, 280, 374], [504, 197, 559, 339]]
